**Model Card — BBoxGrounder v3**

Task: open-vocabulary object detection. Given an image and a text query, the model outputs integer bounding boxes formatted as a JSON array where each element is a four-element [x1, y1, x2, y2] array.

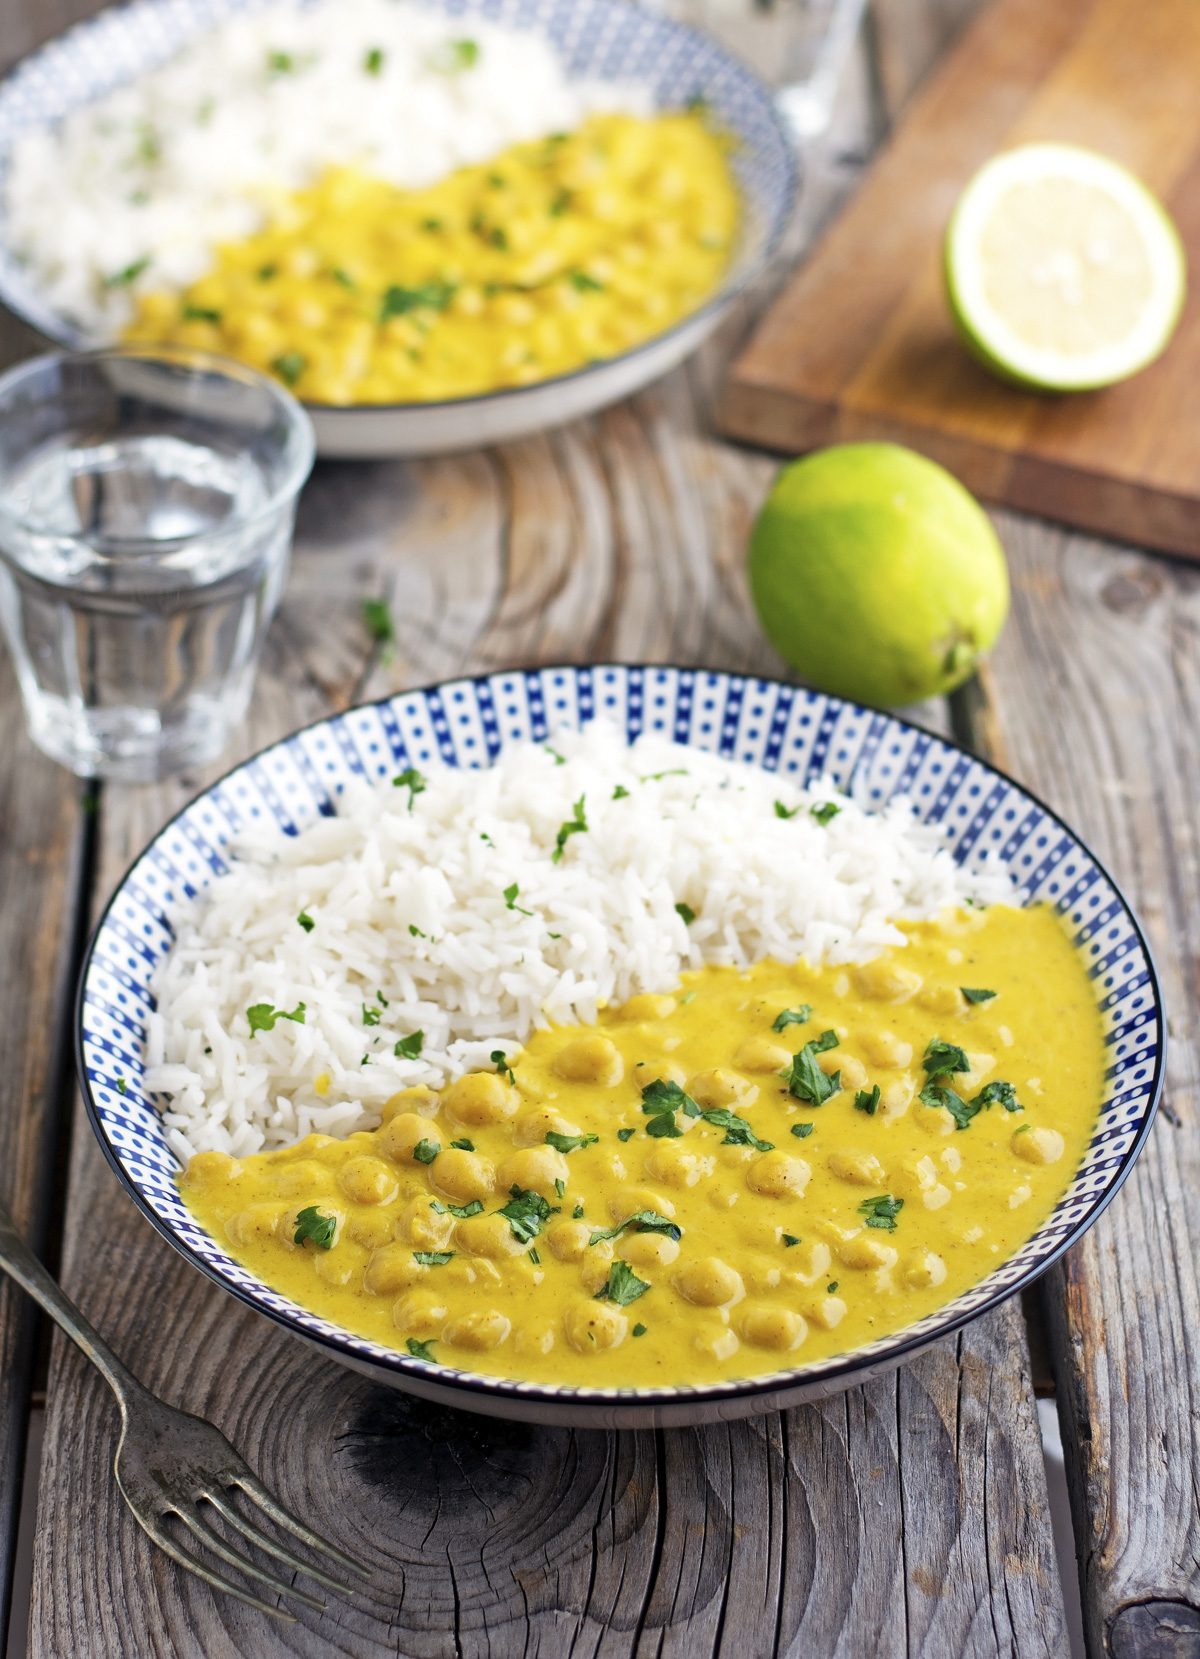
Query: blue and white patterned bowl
[[77, 666, 1163, 1428], [0, 0, 796, 458]]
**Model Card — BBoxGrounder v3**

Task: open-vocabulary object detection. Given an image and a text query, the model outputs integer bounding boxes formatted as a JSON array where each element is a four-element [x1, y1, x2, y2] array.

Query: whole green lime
[[748, 443, 1009, 707]]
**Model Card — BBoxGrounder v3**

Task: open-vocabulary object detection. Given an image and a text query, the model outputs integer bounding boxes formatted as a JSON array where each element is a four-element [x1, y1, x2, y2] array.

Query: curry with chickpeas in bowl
[[182, 901, 1103, 1388]]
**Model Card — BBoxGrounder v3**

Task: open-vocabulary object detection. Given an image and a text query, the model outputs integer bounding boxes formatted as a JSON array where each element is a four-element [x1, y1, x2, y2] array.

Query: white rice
[[146, 721, 1013, 1164], [4, 0, 649, 337]]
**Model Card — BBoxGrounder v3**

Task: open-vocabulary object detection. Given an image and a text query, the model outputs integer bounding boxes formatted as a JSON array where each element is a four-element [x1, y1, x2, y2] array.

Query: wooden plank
[[965, 513, 1200, 1655], [719, 0, 1200, 561]]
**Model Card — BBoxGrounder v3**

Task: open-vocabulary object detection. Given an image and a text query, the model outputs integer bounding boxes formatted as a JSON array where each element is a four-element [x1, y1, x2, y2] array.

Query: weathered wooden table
[[1, 0, 1196, 1653]]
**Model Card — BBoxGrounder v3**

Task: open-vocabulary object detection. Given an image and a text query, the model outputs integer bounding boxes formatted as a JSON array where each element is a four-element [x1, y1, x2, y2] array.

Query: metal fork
[[0, 1201, 371, 1620]]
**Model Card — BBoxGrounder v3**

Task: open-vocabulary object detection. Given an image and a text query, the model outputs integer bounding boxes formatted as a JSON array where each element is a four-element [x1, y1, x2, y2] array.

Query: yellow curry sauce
[[123, 112, 737, 405], [181, 904, 1103, 1387]]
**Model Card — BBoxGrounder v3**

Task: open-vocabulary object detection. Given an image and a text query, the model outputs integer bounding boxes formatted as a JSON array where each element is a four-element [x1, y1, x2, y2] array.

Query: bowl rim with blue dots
[[76, 664, 1164, 1428]]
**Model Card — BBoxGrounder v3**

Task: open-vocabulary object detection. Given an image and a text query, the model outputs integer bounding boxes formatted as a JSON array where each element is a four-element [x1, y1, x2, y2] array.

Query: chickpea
[[392, 1290, 449, 1334], [445, 1256, 502, 1290], [314, 1246, 362, 1288], [431, 1148, 496, 1204], [515, 1322, 556, 1356], [688, 1068, 758, 1109], [633, 1059, 687, 1090], [1013, 1126, 1065, 1165], [853, 959, 922, 1003], [941, 1147, 963, 1173], [364, 1244, 427, 1296], [496, 1145, 570, 1201], [226, 1202, 289, 1247], [915, 1102, 956, 1137], [609, 1187, 675, 1225], [338, 1155, 399, 1207], [181, 1150, 242, 1190], [693, 1326, 740, 1362], [860, 1031, 913, 1070], [381, 1085, 440, 1124], [893, 1155, 939, 1197], [782, 1240, 831, 1287], [673, 1256, 744, 1307], [739, 1305, 807, 1352], [511, 1105, 582, 1149], [565, 1299, 628, 1352], [549, 1219, 594, 1262], [838, 1236, 899, 1271], [822, 1053, 867, 1090], [621, 993, 677, 1021], [394, 1197, 455, 1251], [456, 1212, 527, 1260], [806, 1295, 847, 1330], [618, 1231, 680, 1267], [741, 1256, 782, 1293], [903, 1249, 948, 1290], [554, 1034, 624, 1087], [268, 1158, 335, 1199], [918, 984, 965, 1016], [734, 1037, 792, 1073], [445, 1309, 511, 1351], [580, 1241, 615, 1294], [880, 1078, 915, 1120], [746, 1151, 811, 1199], [347, 1210, 395, 1250], [644, 1141, 710, 1189], [443, 1071, 519, 1128], [377, 1112, 441, 1164], [828, 1150, 887, 1187]]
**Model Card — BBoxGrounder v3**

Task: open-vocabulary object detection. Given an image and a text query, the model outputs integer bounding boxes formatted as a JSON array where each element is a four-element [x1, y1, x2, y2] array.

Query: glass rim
[[0, 344, 316, 549]]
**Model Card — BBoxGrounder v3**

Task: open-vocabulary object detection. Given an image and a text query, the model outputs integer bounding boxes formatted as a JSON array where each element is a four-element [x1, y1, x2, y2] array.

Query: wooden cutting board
[[719, 0, 1200, 559]]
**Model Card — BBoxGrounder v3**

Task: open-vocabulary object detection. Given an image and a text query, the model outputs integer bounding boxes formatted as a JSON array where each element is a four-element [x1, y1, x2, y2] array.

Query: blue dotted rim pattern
[[77, 665, 1164, 1412], [0, 0, 796, 409]]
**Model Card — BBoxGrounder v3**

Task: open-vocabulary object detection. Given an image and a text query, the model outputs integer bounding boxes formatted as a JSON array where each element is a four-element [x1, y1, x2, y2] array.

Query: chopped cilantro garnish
[[294, 1206, 336, 1249], [408, 924, 425, 938], [361, 597, 392, 643], [491, 1049, 516, 1085], [920, 1082, 978, 1130], [181, 303, 221, 323], [700, 1108, 774, 1151], [595, 1260, 649, 1305], [450, 1138, 475, 1152], [528, 1246, 541, 1265], [545, 1130, 599, 1154], [364, 45, 385, 73], [617, 1127, 635, 1142], [257, 263, 277, 281], [640, 1077, 702, 1138], [393, 767, 426, 811], [632, 1322, 647, 1337], [859, 1195, 903, 1231], [116, 1077, 127, 1095], [394, 1030, 424, 1060], [247, 1001, 306, 1036], [573, 1203, 585, 1219], [973, 1079, 1022, 1112], [923, 1038, 971, 1077], [544, 746, 566, 765], [612, 784, 630, 800], [362, 1003, 382, 1027], [784, 1031, 841, 1105], [296, 910, 314, 933], [827, 1281, 839, 1294], [552, 795, 588, 863], [445, 1199, 483, 1218], [412, 1138, 440, 1164], [428, 36, 479, 73], [379, 281, 456, 320], [589, 1209, 681, 1246], [554, 1178, 566, 1200], [413, 1251, 453, 1266], [961, 987, 997, 1004], [499, 1185, 558, 1243], [640, 769, 689, 782], [267, 50, 294, 75], [271, 351, 305, 387], [569, 270, 604, 293], [774, 801, 801, 819], [406, 1337, 437, 1361], [791, 1122, 814, 1138], [549, 187, 572, 216], [103, 256, 150, 289], [811, 802, 841, 826], [772, 1005, 812, 1033], [782, 1234, 800, 1247], [504, 882, 533, 916], [855, 1085, 881, 1116], [675, 902, 696, 925], [680, 990, 697, 1005]]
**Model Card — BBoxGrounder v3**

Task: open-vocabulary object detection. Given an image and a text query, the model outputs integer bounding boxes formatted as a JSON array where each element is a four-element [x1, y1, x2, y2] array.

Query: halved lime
[[945, 142, 1186, 391]]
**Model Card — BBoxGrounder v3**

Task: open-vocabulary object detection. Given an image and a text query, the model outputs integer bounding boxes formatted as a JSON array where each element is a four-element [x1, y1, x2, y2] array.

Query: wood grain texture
[[719, 0, 1200, 561], [969, 516, 1200, 1656]]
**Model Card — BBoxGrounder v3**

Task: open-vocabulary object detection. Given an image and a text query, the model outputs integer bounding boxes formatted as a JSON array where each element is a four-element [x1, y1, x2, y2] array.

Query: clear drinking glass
[[0, 347, 314, 782]]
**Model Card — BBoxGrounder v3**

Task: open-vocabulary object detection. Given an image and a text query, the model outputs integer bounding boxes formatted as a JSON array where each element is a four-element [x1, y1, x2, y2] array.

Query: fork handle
[[0, 1200, 145, 1412]]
